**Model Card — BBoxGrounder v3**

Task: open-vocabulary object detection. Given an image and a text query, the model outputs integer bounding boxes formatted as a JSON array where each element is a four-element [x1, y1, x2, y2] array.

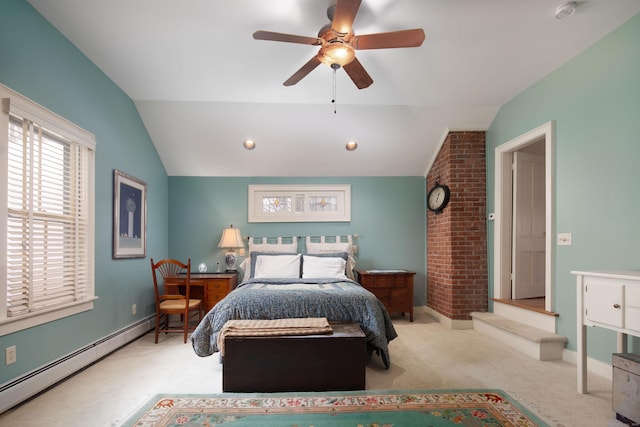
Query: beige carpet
[[0, 307, 626, 427]]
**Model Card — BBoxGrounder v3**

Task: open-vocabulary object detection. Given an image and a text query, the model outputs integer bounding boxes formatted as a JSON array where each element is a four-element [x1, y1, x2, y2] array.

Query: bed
[[190, 236, 398, 368]]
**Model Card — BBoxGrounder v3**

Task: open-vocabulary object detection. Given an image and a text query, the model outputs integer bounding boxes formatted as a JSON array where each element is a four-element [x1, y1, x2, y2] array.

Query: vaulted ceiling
[[27, 0, 640, 176]]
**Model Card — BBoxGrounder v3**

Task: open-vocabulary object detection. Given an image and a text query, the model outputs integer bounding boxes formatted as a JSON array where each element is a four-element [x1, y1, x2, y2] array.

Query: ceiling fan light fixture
[[252, 2, 424, 89], [317, 42, 355, 67], [555, 2, 577, 20]]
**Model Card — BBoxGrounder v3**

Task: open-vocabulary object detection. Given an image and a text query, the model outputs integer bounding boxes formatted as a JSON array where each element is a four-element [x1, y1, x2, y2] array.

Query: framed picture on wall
[[113, 170, 147, 259]]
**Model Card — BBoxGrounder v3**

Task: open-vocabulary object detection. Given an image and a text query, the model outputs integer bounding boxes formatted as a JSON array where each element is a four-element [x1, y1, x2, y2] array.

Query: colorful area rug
[[122, 389, 550, 427]]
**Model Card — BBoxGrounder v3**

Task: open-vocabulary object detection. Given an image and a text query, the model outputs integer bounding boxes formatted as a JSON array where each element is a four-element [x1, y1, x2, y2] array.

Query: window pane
[[309, 195, 338, 212], [261, 196, 292, 213], [5, 116, 89, 317]]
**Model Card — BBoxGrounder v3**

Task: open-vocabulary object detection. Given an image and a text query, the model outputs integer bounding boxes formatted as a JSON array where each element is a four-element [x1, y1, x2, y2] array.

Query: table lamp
[[218, 225, 244, 271]]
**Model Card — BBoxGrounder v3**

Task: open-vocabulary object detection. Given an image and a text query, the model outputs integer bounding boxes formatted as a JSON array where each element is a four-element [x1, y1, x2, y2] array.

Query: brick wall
[[427, 131, 488, 320]]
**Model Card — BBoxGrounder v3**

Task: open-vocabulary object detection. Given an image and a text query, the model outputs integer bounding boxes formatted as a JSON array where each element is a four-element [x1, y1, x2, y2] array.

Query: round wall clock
[[427, 182, 450, 214]]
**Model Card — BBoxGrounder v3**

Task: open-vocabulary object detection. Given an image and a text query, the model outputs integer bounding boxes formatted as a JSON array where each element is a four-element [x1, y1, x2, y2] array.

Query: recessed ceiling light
[[555, 2, 577, 20], [346, 141, 358, 151], [243, 139, 256, 150]]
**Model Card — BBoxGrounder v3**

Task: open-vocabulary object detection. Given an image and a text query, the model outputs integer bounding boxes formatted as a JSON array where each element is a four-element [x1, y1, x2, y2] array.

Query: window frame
[[0, 84, 96, 336]]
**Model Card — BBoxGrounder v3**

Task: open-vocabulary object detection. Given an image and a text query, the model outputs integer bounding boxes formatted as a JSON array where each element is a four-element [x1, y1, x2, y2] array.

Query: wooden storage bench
[[222, 323, 366, 392]]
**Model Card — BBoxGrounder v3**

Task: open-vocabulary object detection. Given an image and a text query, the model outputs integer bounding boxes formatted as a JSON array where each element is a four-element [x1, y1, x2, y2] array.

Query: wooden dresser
[[180, 273, 238, 312], [357, 269, 415, 321]]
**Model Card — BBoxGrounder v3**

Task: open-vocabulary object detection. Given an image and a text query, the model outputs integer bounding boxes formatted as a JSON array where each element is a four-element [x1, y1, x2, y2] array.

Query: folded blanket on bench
[[217, 317, 332, 356]]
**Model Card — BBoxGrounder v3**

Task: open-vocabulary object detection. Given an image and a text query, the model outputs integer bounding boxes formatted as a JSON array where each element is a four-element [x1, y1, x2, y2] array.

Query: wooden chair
[[150, 258, 203, 343]]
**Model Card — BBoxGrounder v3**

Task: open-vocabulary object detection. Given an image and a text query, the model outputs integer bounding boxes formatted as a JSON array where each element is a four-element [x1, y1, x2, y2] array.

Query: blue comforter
[[191, 278, 397, 368]]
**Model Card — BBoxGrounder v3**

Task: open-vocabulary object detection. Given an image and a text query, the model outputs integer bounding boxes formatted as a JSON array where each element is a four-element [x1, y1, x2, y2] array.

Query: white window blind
[[1, 85, 95, 335]]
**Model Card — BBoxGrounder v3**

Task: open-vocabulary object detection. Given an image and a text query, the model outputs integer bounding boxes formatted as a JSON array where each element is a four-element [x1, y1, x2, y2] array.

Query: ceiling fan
[[253, 0, 425, 89]]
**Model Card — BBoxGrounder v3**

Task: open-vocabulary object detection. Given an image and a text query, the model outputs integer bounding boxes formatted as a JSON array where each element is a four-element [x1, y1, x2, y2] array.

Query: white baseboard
[[562, 347, 612, 381], [0, 316, 153, 414], [423, 306, 474, 329]]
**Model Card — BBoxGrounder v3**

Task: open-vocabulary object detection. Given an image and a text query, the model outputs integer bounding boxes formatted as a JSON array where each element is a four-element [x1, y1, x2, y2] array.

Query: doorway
[[493, 122, 554, 318], [512, 148, 545, 300]]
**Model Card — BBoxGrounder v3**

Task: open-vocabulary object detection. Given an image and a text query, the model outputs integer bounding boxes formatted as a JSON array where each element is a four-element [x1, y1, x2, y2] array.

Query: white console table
[[573, 270, 640, 393]]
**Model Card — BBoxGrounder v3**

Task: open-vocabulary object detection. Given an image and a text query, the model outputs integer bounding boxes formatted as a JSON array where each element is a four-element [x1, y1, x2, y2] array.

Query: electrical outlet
[[6, 345, 16, 365], [132, 304, 137, 315]]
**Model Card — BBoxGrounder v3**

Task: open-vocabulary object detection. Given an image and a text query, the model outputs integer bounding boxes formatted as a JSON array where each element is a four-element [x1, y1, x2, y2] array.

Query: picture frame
[[113, 170, 147, 259], [248, 184, 351, 223]]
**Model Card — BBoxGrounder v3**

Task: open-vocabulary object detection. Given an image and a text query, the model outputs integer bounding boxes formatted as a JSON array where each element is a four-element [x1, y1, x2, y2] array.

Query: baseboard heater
[[0, 316, 153, 414]]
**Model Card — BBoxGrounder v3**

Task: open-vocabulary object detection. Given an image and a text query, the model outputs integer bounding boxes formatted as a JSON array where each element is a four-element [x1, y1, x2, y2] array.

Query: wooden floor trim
[[492, 298, 559, 317]]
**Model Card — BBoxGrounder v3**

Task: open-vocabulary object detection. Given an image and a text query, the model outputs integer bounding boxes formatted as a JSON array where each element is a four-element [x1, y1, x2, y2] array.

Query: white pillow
[[253, 254, 301, 279], [241, 237, 299, 280], [306, 238, 356, 280], [302, 255, 347, 279], [238, 257, 251, 282]]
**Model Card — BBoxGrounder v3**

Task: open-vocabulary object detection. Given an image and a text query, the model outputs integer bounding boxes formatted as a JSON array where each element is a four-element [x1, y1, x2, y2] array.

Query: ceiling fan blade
[[253, 30, 323, 46], [283, 56, 322, 86], [352, 29, 425, 50], [343, 58, 373, 89], [332, 0, 362, 36]]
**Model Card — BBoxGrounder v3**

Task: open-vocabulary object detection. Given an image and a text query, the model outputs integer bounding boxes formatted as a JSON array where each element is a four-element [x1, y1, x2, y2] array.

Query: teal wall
[[167, 176, 427, 304], [0, 0, 169, 384], [8, 0, 636, 395], [486, 13, 640, 363], [0, 0, 427, 389]]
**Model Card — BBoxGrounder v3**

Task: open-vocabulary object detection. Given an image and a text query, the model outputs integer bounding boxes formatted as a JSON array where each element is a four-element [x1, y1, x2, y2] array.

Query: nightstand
[[357, 270, 415, 322], [180, 273, 238, 312]]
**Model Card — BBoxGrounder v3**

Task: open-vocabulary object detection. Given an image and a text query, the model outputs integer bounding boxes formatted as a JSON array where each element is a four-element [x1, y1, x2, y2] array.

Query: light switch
[[557, 233, 572, 246]]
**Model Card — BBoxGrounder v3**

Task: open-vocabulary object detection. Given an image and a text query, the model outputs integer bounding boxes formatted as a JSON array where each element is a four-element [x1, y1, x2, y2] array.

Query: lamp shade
[[218, 225, 243, 271], [218, 225, 244, 248]]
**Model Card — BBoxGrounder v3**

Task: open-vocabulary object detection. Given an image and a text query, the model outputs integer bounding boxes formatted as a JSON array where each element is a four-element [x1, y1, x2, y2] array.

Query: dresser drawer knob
[[613, 303, 621, 309]]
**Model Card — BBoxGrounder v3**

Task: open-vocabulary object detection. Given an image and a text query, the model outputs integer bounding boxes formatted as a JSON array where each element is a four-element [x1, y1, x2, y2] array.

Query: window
[[248, 185, 351, 222], [1, 85, 95, 335]]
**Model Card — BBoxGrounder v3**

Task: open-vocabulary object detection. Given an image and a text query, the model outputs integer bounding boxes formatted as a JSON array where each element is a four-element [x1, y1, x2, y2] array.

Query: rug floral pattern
[[124, 390, 549, 427]]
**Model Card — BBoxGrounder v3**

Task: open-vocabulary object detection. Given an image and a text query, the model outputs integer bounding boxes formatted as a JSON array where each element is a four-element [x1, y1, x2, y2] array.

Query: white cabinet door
[[584, 278, 623, 328], [626, 285, 640, 333]]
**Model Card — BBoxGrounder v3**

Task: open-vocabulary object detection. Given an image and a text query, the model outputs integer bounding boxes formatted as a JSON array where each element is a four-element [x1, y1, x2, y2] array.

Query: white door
[[512, 152, 545, 299]]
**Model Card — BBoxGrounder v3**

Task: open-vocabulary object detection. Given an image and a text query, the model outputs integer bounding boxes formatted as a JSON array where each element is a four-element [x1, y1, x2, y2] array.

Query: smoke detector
[[555, 2, 577, 20]]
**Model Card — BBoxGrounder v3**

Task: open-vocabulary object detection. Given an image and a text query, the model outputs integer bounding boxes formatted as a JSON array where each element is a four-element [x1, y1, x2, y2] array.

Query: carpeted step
[[470, 311, 567, 361]]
